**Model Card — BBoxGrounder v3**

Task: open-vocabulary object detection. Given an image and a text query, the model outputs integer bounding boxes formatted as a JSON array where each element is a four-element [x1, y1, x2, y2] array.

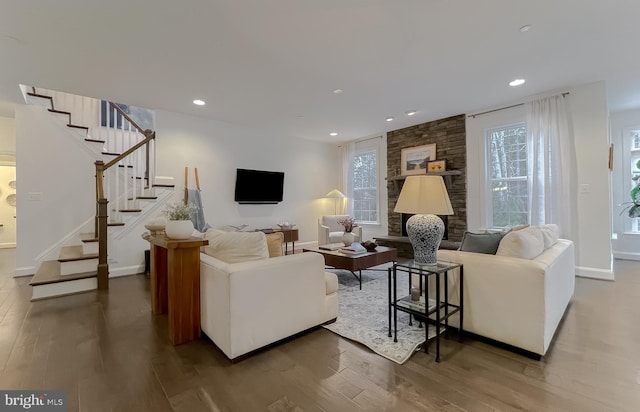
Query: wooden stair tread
[[67, 124, 89, 130], [153, 184, 175, 188], [108, 222, 125, 227], [26, 92, 53, 101], [119, 209, 142, 213], [102, 152, 120, 156], [58, 245, 98, 262], [30, 260, 97, 286], [118, 164, 134, 168], [48, 109, 71, 115], [85, 138, 105, 143], [130, 196, 157, 200]]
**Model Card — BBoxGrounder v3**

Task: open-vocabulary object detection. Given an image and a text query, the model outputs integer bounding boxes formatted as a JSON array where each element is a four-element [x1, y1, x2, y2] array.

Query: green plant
[[163, 202, 196, 221], [621, 159, 640, 218]]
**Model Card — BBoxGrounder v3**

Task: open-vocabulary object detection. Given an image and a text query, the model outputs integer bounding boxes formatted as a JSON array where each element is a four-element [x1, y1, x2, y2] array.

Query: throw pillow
[[495, 227, 544, 259], [539, 224, 560, 249], [203, 229, 269, 263], [458, 231, 505, 255], [265, 232, 284, 257]]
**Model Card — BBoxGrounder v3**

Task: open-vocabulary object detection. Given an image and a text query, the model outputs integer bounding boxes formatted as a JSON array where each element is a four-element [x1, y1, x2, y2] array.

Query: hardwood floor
[[1, 248, 639, 411]]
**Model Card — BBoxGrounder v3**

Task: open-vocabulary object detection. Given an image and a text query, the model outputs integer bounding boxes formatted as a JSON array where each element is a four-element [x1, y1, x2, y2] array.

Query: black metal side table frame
[[387, 261, 464, 362]]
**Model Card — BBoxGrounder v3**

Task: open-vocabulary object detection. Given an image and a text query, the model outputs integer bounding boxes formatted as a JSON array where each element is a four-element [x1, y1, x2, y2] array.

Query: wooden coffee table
[[303, 246, 398, 289]]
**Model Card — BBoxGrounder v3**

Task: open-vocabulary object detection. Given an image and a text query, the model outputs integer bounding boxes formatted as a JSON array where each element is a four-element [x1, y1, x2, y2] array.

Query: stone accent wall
[[387, 114, 467, 242]]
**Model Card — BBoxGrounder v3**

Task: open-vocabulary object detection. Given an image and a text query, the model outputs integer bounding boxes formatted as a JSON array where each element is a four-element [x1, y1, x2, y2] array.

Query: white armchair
[[318, 215, 363, 245]]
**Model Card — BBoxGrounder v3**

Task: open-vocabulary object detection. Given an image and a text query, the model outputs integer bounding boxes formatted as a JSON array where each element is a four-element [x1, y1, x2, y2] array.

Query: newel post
[[95, 160, 109, 290]]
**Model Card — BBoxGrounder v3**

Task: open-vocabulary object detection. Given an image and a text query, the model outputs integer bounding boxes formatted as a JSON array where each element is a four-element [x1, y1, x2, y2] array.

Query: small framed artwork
[[400, 144, 436, 176], [427, 159, 447, 172]]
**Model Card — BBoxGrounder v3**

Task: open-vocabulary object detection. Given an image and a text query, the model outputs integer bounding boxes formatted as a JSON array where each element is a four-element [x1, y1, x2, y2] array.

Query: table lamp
[[324, 189, 347, 215], [394, 176, 453, 264]]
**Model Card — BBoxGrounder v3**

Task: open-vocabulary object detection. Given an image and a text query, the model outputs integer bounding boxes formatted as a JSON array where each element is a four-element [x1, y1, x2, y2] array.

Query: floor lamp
[[324, 189, 347, 215], [394, 176, 453, 264]]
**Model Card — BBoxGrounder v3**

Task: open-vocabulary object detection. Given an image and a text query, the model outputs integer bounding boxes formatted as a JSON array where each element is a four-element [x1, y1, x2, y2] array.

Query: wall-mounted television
[[234, 168, 284, 204]]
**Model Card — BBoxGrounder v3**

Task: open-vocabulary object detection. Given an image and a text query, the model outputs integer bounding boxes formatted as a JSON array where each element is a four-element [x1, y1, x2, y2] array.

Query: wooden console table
[[145, 234, 208, 345]]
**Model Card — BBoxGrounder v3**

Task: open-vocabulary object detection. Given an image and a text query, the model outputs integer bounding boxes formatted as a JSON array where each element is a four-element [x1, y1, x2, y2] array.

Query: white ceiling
[[1, 1, 640, 142]]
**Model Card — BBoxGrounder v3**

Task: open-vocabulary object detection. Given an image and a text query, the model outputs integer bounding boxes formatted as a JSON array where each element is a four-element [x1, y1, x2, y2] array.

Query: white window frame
[[351, 137, 383, 225], [484, 122, 529, 228], [623, 127, 640, 233]]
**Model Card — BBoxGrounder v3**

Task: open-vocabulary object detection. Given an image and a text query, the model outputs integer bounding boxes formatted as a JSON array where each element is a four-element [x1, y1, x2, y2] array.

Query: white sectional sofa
[[433, 225, 575, 358], [199, 229, 338, 361]]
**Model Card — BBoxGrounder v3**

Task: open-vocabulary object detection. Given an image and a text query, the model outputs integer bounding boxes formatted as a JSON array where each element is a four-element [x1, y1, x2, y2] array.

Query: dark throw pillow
[[458, 231, 504, 255]]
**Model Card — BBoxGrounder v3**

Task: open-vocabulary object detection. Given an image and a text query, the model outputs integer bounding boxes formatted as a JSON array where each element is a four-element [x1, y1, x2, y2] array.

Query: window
[[352, 147, 379, 223], [486, 123, 528, 227], [628, 130, 640, 232]]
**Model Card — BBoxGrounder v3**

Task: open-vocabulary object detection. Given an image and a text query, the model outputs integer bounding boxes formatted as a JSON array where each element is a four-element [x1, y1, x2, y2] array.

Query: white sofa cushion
[[539, 224, 560, 249], [203, 229, 269, 263], [496, 226, 544, 259]]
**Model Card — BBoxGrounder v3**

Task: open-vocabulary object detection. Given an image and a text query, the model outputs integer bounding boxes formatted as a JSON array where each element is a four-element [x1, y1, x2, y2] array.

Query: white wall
[[569, 82, 612, 279], [154, 110, 339, 247], [610, 108, 640, 261], [466, 81, 613, 279], [0, 116, 15, 157], [15, 104, 96, 274]]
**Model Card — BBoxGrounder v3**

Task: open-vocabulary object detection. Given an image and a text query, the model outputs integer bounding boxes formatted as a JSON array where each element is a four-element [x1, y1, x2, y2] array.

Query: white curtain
[[526, 95, 575, 239], [338, 142, 355, 215]]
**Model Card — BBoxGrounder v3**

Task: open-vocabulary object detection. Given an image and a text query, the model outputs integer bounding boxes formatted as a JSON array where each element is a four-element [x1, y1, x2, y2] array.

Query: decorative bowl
[[362, 240, 378, 252], [278, 223, 295, 230], [145, 223, 165, 235]]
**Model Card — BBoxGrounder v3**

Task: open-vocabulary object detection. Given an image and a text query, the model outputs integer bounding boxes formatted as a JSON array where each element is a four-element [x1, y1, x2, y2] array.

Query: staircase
[[22, 86, 175, 300]]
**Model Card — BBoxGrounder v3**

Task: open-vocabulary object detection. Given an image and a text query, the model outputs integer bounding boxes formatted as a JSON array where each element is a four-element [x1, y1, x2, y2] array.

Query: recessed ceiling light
[[193, 99, 206, 106], [386, 117, 394, 122], [329, 132, 338, 136], [509, 79, 526, 87], [333, 89, 343, 94], [406, 111, 416, 116], [519, 25, 532, 32]]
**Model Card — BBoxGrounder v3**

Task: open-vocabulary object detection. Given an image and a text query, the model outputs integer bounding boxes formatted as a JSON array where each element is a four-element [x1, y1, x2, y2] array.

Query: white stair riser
[[82, 242, 99, 255], [32, 278, 97, 301], [60, 258, 98, 276]]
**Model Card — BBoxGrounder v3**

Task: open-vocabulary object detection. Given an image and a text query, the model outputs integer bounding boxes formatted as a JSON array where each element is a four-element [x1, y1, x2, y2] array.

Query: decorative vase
[[342, 231, 355, 247], [165, 220, 194, 240]]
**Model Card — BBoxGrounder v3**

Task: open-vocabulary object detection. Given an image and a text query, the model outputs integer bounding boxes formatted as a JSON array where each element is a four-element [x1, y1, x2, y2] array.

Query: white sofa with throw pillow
[[318, 215, 363, 245], [200, 229, 338, 361], [431, 224, 575, 358]]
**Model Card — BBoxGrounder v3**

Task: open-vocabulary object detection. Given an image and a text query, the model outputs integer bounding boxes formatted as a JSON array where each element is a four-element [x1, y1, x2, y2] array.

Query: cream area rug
[[323, 265, 439, 364]]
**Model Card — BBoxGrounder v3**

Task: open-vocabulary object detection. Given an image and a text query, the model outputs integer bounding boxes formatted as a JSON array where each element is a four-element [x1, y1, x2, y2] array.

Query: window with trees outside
[[353, 148, 378, 223], [487, 123, 529, 227]]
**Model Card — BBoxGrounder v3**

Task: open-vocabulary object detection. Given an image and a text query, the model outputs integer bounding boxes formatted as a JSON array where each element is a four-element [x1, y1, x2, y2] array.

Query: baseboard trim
[[109, 264, 144, 278], [576, 266, 614, 281], [613, 251, 640, 261], [0, 243, 16, 249]]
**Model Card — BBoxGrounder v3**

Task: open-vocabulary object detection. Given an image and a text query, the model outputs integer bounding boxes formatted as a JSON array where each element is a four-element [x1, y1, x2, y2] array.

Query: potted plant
[[338, 216, 358, 246], [621, 159, 640, 219], [163, 202, 196, 239]]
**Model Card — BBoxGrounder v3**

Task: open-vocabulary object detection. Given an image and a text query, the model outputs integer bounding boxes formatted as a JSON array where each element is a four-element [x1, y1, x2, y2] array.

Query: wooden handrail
[[108, 101, 147, 136], [93, 102, 158, 292], [103, 130, 155, 171]]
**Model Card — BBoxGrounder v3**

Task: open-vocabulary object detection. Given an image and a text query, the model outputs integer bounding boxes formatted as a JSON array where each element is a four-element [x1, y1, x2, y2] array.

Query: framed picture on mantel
[[401, 144, 436, 176]]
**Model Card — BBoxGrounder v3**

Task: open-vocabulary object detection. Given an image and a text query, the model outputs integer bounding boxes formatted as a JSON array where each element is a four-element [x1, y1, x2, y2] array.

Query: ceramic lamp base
[[406, 214, 444, 265]]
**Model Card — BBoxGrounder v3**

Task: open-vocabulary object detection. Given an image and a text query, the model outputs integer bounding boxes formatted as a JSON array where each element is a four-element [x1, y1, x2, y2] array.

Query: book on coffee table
[[339, 243, 367, 255], [319, 243, 344, 251]]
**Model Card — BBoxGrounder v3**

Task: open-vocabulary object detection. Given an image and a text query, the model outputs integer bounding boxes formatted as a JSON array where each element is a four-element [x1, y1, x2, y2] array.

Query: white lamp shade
[[324, 189, 346, 199], [394, 176, 453, 215]]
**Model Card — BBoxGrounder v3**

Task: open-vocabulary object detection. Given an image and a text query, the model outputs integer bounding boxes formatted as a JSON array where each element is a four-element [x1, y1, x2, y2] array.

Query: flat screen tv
[[234, 168, 284, 204]]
